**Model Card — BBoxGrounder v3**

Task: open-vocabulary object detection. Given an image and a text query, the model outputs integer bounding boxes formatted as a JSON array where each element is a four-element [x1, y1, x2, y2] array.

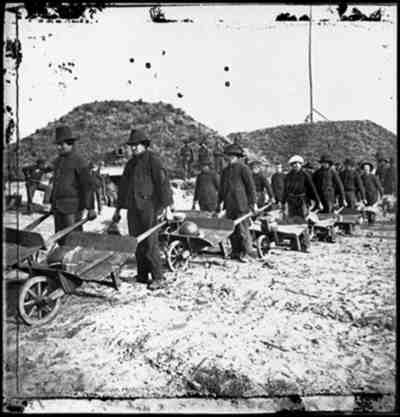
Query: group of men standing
[[19, 126, 396, 289]]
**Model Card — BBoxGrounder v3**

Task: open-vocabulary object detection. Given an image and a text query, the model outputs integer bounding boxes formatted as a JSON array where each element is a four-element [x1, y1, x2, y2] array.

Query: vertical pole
[[308, 5, 313, 123]]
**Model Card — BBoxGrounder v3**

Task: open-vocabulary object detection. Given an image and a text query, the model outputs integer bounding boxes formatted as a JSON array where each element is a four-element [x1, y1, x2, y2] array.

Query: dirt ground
[[3, 184, 396, 412]]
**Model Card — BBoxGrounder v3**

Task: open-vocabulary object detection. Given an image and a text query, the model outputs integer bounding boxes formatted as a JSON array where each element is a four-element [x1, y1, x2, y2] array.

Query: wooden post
[[308, 5, 313, 123]]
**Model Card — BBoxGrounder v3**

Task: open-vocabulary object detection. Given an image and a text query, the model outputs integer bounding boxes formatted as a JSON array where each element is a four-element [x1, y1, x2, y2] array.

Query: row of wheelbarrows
[[5, 203, 375, 327]]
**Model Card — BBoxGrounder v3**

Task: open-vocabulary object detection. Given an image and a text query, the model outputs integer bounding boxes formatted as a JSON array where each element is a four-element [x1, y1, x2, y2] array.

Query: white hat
[[288, 155, 304, 165]]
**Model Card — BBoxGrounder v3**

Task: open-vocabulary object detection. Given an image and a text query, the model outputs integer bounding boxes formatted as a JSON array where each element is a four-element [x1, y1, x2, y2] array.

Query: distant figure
[[22, 158, 52, 213], [104, 175, 118, 206], [249, 160, 274, 207], [271, 161, 285, 205], [360, 161, 384, 224], [213, 140, 225, 174], [89, 162, 104, 214], [312, 154, 346, 213], [192, 157, 220, 212], [376, 156, 395, 195], [340, 158, 366, 209], [180, 138, 194, 179], [198, 139, 211, 164]]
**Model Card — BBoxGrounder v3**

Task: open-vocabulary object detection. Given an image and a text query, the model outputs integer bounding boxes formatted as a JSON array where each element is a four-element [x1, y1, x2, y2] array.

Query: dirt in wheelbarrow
[[3, 187, 396, 412]]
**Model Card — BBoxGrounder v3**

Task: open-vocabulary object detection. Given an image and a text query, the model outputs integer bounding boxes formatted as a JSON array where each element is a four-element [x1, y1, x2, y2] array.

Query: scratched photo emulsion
[[3, 3, 396, 413]]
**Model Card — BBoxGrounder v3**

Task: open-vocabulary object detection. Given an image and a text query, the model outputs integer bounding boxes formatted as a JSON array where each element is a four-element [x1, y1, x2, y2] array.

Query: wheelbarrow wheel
[[166, 240, 190, 272], [18, 275, 61, 326], [256, 235, 271, 259]]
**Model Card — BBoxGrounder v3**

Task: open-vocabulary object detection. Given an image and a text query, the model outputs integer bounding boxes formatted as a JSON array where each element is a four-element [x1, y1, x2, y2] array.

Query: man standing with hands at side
[[217, 143, 256, 263], [112, 128, 173, 290], [50, 125, 97, 245]]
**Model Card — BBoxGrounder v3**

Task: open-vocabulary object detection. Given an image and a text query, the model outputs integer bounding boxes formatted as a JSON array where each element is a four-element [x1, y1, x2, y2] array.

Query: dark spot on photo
[[145, 62, 151, 69], [177, 92, 183, 98], [28, 98, 32, 101], [48, 63, 52, 67], [6, 105, 12, 113], [74, 76, 78, 80], [224, 66, 229, 72], [162, 50, 166, 55], [129, 58, 135, 63], [128, 80, 132, 84], [225, 81, 231, 87], [6, 80, 11, 84]]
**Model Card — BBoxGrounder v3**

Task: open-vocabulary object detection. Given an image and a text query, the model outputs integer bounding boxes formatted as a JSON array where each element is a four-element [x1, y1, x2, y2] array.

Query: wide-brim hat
[[54, 125, 79, 144], [224, 143, 244, 157], [344, 158, 355, 166], [360, 161, 374, 170], [249, 160, 262, 168], [126, 129, 149, 145], [319, 154, 333, 164]]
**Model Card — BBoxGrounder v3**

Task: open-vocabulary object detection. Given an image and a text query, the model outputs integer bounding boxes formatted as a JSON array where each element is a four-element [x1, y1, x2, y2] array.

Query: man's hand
[[87, 209, 97, 221], [164, 206, 173, 222], [112, 210, 121, 223], [342, 200, 348, 208], [252, 203, 258, 214], [318, 202, 323, 211], [191, 202, 197, 210]]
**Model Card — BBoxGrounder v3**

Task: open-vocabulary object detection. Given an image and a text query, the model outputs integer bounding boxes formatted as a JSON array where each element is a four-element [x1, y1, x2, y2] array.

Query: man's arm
[[76, 159, 95, 212], [241, 165, 256, 208], [374, 175, 384, 197], [305, 171, 322, 207], [355, 172, 366, 201], [150, 154, 174, 210], [332, 170, 346, 205]]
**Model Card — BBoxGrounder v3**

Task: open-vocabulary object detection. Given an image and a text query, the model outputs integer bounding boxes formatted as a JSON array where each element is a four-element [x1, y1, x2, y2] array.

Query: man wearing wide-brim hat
[[50, 125, 97, 244], [112, 128, 173, 290], [312, 154, 346, 213], [217, 143, 256, 263], [192, 157, 220, 211], [339, 157, 366, 209], [359, 160, 384, 224]]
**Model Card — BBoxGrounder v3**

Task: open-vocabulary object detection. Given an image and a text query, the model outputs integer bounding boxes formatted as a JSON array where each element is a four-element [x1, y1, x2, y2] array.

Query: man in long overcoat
[[312, 154, 346, 213], [22, 158, 52, 213], [50, 126, 97, 245], [271, 161, 285, 205], [250, 160, 275, 207], [192, 157, 220, 212], [218, 143, 256, 263], [180, 138, 194, 179], [339, 158, 366, 209], [360, 161, 384, 224], [113, 129, 173, 290]]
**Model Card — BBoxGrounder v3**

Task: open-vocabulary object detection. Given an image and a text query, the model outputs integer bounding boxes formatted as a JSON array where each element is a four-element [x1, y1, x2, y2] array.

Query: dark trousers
[[287, 196, 308, 219], [53, 209, 83, 245], [127, 203, 163, 281], [319, 191, 335, 213], [344, 190, 357, 209], [199, 200, 218, 212], [226, 210, 252, 257]]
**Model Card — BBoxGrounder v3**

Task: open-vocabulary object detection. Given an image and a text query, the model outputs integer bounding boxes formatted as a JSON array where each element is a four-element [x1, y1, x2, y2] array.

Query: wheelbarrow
[[161, 205, 270, 271], [335, 206, 364, 235], [307, 207, 343, 243], [8, 219, 167, 326]]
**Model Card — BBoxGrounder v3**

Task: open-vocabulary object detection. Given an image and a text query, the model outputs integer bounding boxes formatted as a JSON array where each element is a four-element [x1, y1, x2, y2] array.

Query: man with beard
[[112, 129, 173, 290], [192, 157, 220, 212], [50, 126, 97, 245], [312, 154, 346, 213], [360, 160, 384, 224], [249, 160, 275, 207], [217, 143, 256, 263], [339, 158, 367, 209]]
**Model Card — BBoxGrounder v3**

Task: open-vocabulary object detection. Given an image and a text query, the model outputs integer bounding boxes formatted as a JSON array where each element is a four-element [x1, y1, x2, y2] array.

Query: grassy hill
[[6, 100, 229, 179], [228, 120, 397, 167], [6, 101, 396, 181]]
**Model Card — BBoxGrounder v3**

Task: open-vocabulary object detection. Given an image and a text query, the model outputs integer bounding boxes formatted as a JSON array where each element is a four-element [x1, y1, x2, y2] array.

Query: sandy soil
[[3, 184, 396, 412]]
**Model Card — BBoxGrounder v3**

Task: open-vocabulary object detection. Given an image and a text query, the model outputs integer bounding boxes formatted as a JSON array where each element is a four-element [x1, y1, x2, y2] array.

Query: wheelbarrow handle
[[24, 211, 52, 231], [45, 218, 89, 248], [136, 220, 168, 244], [233, 203, 271, 226]]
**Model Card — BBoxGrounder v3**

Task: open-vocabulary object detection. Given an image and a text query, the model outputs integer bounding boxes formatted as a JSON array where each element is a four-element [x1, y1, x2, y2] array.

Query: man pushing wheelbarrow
[[112, 128, 174, 290]]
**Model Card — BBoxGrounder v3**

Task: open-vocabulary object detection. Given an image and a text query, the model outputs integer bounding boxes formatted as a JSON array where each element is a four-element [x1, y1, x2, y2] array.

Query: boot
[[148, 278, 166, 291]]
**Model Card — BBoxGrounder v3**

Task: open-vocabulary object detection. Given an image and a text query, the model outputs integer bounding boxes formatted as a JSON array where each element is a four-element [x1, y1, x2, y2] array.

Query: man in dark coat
[[112, 129, 173, 290], [22, 158, 52, 213], [180, 138, 194, 179], [282, 155, 322, 219], [198, 139, 211, 164], [339, 158, 366, 209], [271, 161, 285, 205], [312, 154, 346, 213], [218, 143, 256, 263], [360, 161, 384, 224], [50, 126, 97, 245], [192, 157, 220, 212], [88, 162, 105, 214], [376, 157, 395, 195], [250, 160, 275, 207], [213, 140, 225, 174]]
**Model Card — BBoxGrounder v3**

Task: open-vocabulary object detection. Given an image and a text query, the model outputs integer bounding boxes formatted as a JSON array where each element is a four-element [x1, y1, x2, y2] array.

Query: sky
[[4, 4, 397, 140]]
